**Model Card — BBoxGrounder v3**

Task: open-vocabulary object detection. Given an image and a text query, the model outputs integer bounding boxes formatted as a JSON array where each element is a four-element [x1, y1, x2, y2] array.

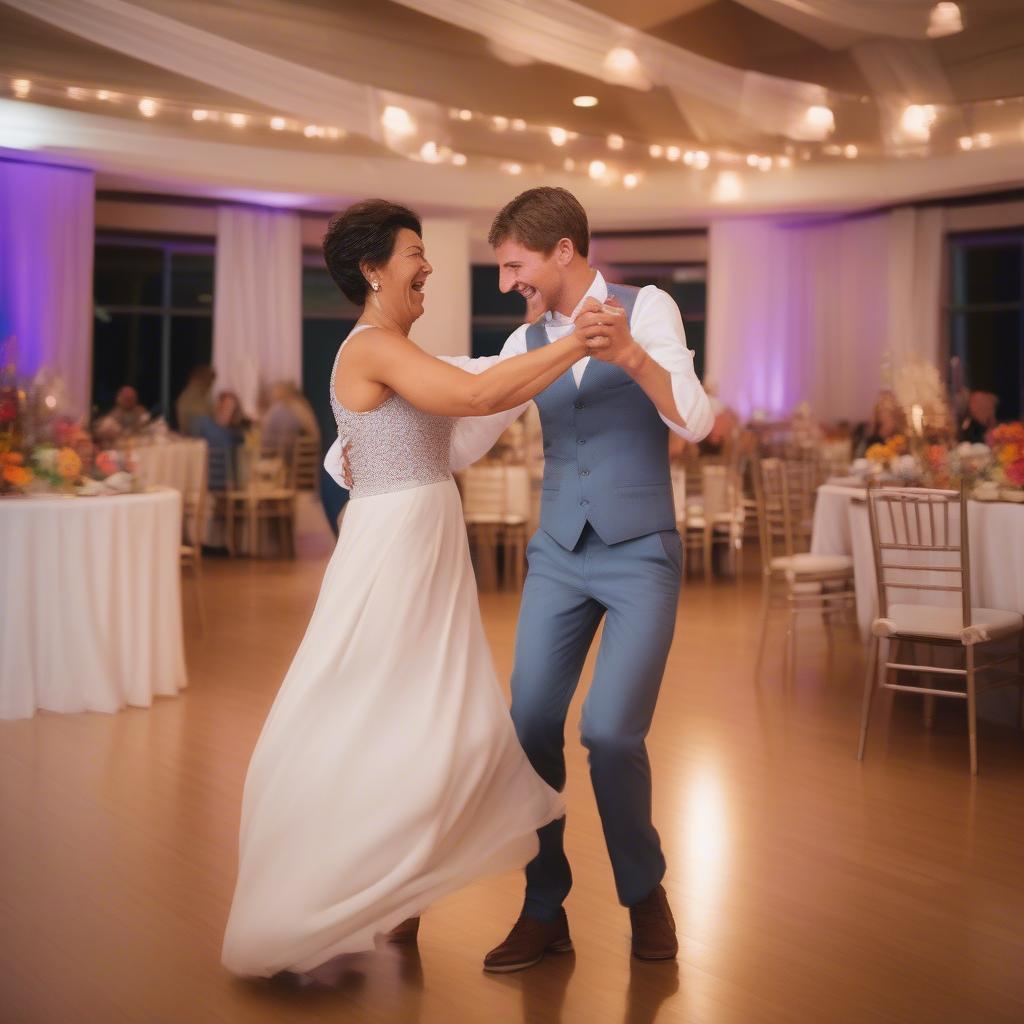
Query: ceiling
[[1, 0, 1022, 227]]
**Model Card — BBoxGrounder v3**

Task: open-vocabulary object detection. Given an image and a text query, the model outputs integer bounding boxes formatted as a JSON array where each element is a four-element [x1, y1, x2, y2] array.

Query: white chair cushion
[[770, 553, 853, 580], [872, 604, 1024, 646]]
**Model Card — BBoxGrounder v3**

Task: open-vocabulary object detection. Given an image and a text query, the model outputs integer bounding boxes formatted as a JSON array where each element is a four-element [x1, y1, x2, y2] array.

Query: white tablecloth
[[0, 488, 187, 719], [811, 484, 1024, 640], [132, 438, 207, 496]]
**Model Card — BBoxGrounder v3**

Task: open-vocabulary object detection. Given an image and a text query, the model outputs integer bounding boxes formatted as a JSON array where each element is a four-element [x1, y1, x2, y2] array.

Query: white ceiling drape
[[387, 0, 833, 141], [7, 0, 835, 146], [0, 0, 453, 151], [733, 0, 941, 41]]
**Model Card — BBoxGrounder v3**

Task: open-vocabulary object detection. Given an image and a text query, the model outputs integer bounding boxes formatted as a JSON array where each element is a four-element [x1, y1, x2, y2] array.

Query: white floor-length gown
[[222, 327, 563, 977]]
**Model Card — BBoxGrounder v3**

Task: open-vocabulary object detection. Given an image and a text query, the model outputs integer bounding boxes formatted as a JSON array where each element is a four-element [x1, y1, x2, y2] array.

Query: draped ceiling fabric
[[705, 207, 944, 423], [733, 0, 943, 40], [7, 0, 833, 147], [387, 0, 831, 142], [212, 205, 301, 416], [0, 154, 94, 416]]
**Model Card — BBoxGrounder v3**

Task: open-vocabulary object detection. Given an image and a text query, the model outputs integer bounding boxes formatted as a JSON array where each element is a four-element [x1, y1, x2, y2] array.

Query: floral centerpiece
[[0, 342, 138, 497], [985, 422, 1024, 497]]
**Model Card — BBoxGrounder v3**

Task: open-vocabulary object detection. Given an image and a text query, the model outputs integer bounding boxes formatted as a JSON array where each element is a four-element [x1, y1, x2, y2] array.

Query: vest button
[[580, 499, 589, 506], [577, 438, 586, 445], [574, 401, 584, 410], [580, 469, 590, 477]]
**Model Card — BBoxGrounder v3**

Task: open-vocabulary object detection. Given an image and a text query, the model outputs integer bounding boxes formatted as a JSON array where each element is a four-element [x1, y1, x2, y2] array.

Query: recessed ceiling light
[[573, 95, 598, 108]]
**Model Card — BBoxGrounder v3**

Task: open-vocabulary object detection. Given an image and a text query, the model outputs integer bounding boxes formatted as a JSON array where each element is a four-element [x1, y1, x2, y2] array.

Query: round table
[[0, 487, 188, 719], [131, 437, 207, 496]]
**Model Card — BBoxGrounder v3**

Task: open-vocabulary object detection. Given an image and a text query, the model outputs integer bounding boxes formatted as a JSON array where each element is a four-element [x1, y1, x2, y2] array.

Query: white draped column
[[0, 153, 94, 416], [410, 217, 470, 358], [213, 205, 301, 414]]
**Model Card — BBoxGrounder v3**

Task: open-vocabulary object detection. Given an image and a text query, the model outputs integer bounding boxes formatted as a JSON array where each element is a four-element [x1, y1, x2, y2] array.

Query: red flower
[[0, 397, 17, 423], [1005, 458, 1024, 488]]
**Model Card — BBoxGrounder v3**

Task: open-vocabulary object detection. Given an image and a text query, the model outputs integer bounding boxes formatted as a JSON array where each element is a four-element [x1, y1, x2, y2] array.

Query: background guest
[[854, 390, 906, 457], [176, 365, 216, 436], [959, 389, 998, 443], [195, 391, 250, 489], [94, 385, 150, 442], [260, 380, 320, 454]]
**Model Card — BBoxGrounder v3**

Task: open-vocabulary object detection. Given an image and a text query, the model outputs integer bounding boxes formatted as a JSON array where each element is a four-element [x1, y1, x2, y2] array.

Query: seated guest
[[94, 385, 150, 442], [260, 380, 320, 454], [176, 364, 216, 436], [196, 391, 250, 489], [854, 390, 906, 457], [959, 389, 998, 443]]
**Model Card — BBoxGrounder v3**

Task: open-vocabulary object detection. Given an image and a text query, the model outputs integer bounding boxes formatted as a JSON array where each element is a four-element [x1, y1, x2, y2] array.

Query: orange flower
[[2, 450, 24, 467], [998, 443, 1020, 466], [888, 434, 907, 455], [56, 447, 81, 480], [865, 443, 891, 463], [3, 464, 33, 487]]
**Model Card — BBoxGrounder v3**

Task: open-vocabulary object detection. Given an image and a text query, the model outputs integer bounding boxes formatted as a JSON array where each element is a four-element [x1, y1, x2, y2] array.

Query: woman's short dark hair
[[322, 199, 423, 304], [488, 187, 589, 258]]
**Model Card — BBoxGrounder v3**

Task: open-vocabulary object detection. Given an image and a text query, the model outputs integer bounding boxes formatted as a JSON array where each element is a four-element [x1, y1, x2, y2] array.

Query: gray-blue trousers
[[510, 523, 682, 917]]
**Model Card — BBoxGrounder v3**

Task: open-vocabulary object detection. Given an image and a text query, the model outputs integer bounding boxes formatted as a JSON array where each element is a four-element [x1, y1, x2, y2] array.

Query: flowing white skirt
[[222, 478, 563, 977]]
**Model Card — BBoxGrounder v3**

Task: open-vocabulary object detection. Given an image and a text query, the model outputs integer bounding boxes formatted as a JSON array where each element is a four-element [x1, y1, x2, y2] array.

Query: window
[[948, 231, 1024, 421], [614, 265, 707, 379], [471, 264, 528, 357], [92, 237, 214, 427]]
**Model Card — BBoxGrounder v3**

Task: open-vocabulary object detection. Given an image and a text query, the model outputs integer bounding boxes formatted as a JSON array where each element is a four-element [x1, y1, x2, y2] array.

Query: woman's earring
[[371, 281, 381, 292]]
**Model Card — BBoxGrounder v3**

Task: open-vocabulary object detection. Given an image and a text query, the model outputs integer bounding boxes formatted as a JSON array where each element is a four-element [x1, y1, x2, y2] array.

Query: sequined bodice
[[330, 327, 455, 498]]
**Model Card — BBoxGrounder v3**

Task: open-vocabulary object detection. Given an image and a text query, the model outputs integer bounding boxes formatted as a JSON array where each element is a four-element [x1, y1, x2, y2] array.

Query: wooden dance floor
[[2, 548, 1023, 1023]]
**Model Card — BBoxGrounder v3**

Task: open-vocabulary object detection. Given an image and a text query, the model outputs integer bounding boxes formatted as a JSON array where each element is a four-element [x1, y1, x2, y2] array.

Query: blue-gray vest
[[527, 283, 676, 550]]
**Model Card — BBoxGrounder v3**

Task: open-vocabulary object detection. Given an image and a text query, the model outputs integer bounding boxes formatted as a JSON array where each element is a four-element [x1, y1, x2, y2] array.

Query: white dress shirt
[[324, 271, 712, 487]]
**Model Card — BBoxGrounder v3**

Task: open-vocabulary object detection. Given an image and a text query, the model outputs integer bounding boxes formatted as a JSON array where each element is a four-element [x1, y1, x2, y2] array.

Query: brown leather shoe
[[385, 916, 420, 945], [483, 908, 573, 972], [629, 885, 678, 961]]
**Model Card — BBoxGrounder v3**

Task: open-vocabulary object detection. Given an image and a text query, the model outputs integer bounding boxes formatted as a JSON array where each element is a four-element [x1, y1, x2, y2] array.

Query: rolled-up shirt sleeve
[[631, 286, 713, 443], [442, 326, 531, 471]]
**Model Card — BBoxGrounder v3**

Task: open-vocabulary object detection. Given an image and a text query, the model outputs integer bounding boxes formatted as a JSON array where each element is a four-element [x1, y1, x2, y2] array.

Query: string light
[[588, 159, 607, 180], [191, 109, 209, 121], [607, 133, 624, 151], [804, 105, 835, 137], [900, 104, 937, 140], [549, 127, 569, 146], [927, 2, 962, 38], [511, 118, 527, 132], [692, 150, 710, 169], [666, 145, 681, 162], [270, 116, 286, 130], [573, 95, 598, 108], [228, 113, 247, 128], [138, 97, 158, 117], [381, 105, 415, 137], [757, 156, 772, 171], [649, 144, 663, 158], [66, 86, 87, 101], [458, 109, 473, 121], [844, 144, 858, 158], [12, 78, 31, 98], [563, 157, 576, 172], [502, 161, 523, 175], [452, 152, 467, 166], [623, 172, 640, 189], [958, 135, 974, 150], [492, 115, 509, 131], [604, 47, 641, 78], [712, 171, 743, 202]]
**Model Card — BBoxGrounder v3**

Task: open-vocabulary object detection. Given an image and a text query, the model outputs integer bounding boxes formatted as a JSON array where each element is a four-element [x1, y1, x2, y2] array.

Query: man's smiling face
[[493, 238, 567, 322]]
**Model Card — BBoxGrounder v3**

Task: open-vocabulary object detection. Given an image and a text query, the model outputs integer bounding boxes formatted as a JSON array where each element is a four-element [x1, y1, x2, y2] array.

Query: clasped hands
[[572, 296, 640, 369]]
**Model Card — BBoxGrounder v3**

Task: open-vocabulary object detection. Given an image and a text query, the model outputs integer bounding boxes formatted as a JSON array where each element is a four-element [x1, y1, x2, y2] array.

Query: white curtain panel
[[213, 205, 301, 416], [0, 154, 94, 416], [706, 207, 943, 422]]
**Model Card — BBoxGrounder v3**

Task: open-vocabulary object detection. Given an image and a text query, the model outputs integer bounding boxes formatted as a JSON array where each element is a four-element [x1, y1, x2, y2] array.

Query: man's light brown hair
[[488, 186, 590, 258]]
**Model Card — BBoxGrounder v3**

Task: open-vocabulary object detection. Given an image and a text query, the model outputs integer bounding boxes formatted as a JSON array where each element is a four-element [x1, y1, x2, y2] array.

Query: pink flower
[[1005, 458, 1024, 488]]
